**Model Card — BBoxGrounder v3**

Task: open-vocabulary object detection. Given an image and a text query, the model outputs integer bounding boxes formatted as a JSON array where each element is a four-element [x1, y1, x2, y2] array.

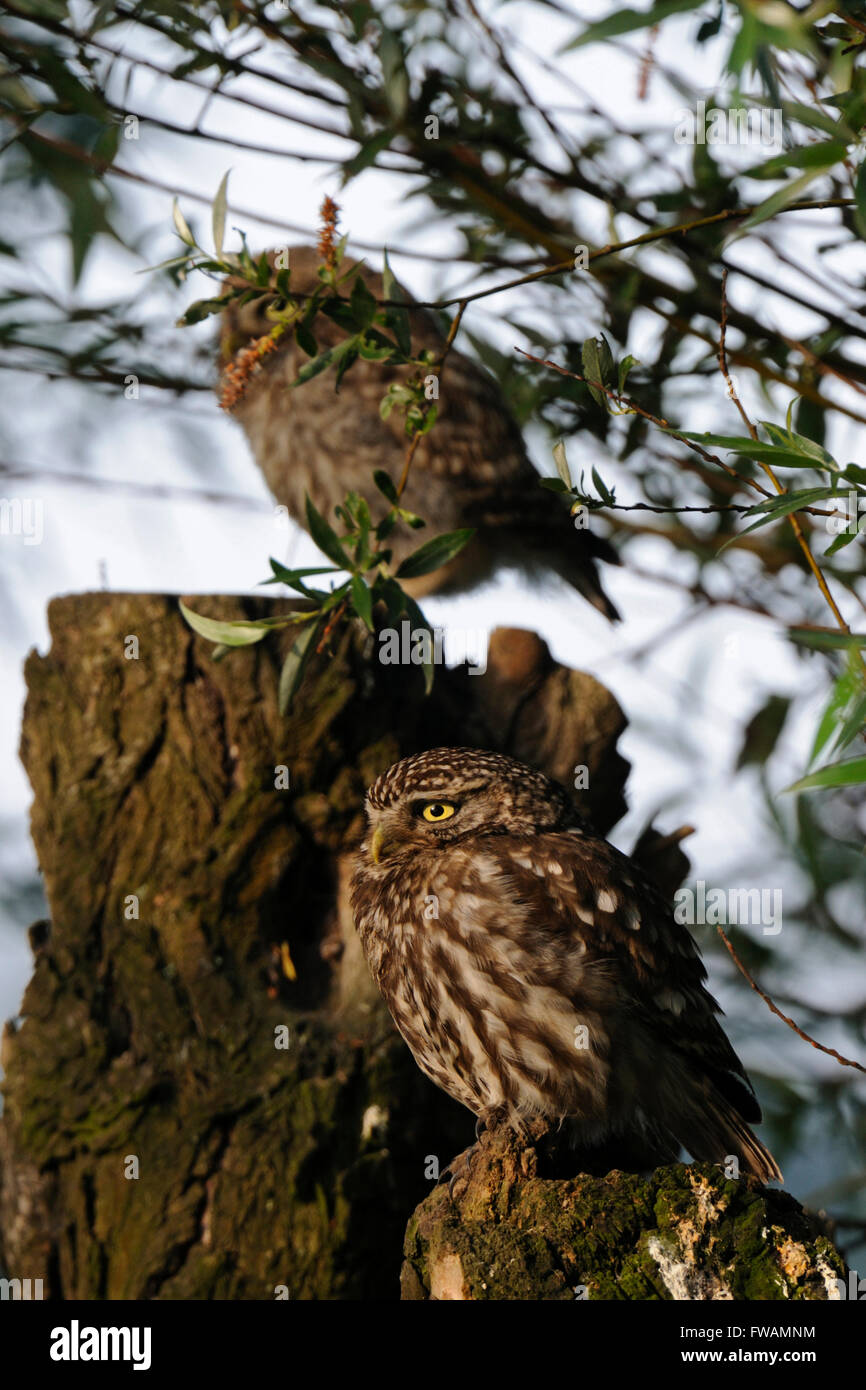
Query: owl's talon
[[447, 1170, 467, 1203], [442, 1141, 477, 1201]]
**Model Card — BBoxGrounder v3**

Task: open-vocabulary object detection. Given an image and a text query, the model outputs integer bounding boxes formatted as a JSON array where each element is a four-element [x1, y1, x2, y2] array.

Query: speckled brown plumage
[[220, 246, 620, 614], [350, 747, 781, 1180]]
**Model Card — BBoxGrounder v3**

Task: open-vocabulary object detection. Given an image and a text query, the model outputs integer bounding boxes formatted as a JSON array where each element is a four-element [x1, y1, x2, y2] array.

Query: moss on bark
[[401, 1129, 847, 1301]]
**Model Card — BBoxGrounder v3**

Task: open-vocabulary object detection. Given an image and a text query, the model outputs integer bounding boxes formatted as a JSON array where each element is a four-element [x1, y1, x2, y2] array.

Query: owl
[[219, 245, 620, 615], [350, 748, 781, 1182]]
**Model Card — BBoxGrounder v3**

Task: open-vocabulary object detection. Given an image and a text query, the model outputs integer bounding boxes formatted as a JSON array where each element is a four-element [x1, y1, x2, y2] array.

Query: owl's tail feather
[[674, 1088, 783, 1184], [551, 549, 622, 622], [550, 526, 622, 622]]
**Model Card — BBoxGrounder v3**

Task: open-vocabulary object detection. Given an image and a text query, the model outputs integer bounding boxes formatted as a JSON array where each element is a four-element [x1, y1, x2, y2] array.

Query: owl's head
[[360, 747, 575, 865]]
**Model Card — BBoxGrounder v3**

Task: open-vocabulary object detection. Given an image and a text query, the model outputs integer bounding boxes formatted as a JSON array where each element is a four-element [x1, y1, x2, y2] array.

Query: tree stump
[[1, 594, 631, 1300], [401, 1128, 846, 1300]]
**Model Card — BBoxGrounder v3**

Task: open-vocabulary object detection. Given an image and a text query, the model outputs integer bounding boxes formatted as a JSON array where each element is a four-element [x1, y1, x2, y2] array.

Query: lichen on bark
[[401, 1128, 847, 1301]]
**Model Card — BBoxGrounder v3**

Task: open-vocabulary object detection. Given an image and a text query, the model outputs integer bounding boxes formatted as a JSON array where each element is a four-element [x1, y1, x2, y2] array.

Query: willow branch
[[717, 927, 866, 1076], [396, 299, 469, 499]]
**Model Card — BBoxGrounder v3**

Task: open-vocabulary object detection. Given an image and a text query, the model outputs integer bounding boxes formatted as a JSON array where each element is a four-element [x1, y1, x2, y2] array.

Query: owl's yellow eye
[[421, 801, 456, 823]]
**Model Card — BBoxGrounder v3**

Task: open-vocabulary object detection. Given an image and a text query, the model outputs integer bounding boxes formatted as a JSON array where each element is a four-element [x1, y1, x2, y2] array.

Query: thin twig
[[719, 271, 864, 669], [515, 347, 774, 498], [515, 347, 844, 524], [396, 299, 469, 500], [717, 927, 866, 1076], [407, 199, 859, 314]]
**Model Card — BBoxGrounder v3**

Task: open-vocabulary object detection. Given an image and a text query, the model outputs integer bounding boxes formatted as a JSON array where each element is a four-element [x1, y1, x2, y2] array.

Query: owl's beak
[[370, 824, 389, 865]]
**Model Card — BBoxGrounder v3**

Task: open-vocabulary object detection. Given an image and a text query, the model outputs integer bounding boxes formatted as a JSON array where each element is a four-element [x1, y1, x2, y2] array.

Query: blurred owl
[[219, 245, 621, 615], [350, 747, 781, 1181]]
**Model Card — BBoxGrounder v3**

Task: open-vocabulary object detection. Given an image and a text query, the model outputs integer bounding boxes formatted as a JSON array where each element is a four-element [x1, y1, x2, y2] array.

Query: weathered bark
[[402, 1129, 847, 1300], [0, 594, 632, 1300]]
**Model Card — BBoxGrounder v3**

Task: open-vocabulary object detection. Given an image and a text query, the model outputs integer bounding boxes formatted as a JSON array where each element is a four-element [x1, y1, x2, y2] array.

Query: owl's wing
[[486, 829, 762, 1123]]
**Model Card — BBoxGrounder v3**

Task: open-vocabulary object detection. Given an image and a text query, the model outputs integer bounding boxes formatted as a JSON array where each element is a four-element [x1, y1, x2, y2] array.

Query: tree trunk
[[0, 593, 630, 1300], [0, 593, 845, 1299]]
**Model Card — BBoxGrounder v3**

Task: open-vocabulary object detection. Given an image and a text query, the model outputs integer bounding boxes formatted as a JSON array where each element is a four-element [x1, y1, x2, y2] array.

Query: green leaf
[[305, 495, 352, 569], [696, 3, 724, 44], [172, 199, 195, 247], [617, 354, 639, 393], [591, 467, 615, 506], [295, 322, 318, 357], [278, 620, 320, 715], [736, 694, 791, 770], [400, 592, 436, 696], [358, 332, 398, 361], [341, 127, 395, 182], [212, 170, 230, 257], [833, 690, 866, 754], [825, 528, 861, 556], [395, 528, 474, 580], [674, 430, 837, 471], [350, 573, 374, 631], [811, 661, 861, 763], [379, 29, 409, 120], [780, 101, 849, 139], [139, 253, 194, 275], [744, 140, 848, 180], [349, 271, 378, 329], [785, 758, 866, 793], [553, 440, 573, 488], [382, 249, 411, 357], [760, 421, 838, 469], [581, 336, 612, 411], [176, 297, 228, 326], [373, 468, 399, 504], [290, 335, 359, 389], [179, 601, 281, 647], [334, 341, 360, 389], [561, 0, 697, 51], [264, 559, 337, 595], [289, 344, 336, 387], [856, 159, 866, 240], [740, 170, 828, 232], [743, 486, 839, 519], [788, 627, 866, 651]]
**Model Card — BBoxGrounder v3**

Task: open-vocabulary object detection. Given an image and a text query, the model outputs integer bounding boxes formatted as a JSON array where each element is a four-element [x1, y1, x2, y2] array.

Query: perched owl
[[350, 748, 781, 1182], [220, 245, 620, 615]]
